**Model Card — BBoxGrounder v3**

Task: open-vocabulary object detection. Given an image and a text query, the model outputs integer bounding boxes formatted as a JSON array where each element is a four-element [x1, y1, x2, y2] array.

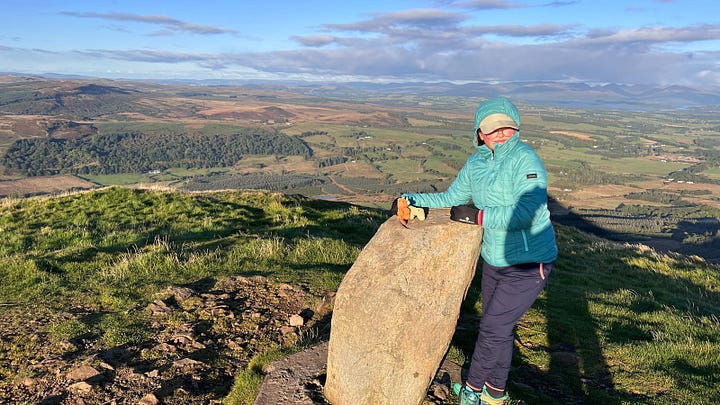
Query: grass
[[503, 227, 720, 404], [602, 157, 688, 176], [0, 186, 384, 317], [702, 167, 720, 179], [378, 159, 439, 182], [224, 347, 287, 405], [1, 187, 720, 404]]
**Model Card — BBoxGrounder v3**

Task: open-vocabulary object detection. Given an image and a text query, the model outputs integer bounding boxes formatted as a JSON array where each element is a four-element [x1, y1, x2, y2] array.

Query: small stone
[[227, 340, 243, 351], [167, 286, 194, 302], [153, 342, 177, 352], [145, 369, 160, 378], [147, 299, 172, 315], [432, 383, 449, 400], [66, 365, 100, 381], [173, 358, 202, 368], [96, 361, 114, 371], [172, 334, 193, 345], [20, 377, 35, 387], [69, 381, 93, 393], [289, 314, 304, 326], [230, 275, 252, 285], [139, 393, 159, 405]]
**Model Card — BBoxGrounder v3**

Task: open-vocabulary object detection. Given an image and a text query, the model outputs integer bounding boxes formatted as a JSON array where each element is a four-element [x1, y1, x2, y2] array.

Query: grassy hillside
[[1, 187, 719, 404]]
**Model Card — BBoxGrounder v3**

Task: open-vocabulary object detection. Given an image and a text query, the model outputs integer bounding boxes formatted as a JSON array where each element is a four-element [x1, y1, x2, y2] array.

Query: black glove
[[450, 205, 483, 225]]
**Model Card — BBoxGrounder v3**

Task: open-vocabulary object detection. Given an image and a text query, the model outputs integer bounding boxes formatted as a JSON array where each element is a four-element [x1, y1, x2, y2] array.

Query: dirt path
[[327, 175, 356, 195]]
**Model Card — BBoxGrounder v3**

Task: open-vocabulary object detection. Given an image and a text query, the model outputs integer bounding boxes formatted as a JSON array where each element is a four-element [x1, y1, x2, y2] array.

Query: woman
[[399, 97, 558, 405]]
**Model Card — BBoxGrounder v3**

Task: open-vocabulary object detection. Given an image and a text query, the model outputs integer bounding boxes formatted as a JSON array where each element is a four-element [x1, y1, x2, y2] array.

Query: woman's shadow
[[452, 190, 720, 404]]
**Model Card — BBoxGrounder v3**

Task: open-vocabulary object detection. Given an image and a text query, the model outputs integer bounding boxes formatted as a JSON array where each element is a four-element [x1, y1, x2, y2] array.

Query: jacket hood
[[473, 97, 521, 147]]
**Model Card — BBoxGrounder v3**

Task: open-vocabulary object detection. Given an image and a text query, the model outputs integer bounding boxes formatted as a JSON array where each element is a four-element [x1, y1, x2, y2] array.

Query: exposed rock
[[173, 358, 202, 368], [152, 342, 177, 352], [139, 393, 159, 404], [432, 382, 450, 401], [165, 286, 195, 302], [289, 314, 305, 326], [172, 334, 195, 345], [96, 361, 114, 371], [325, 209, 482, 405], [68, 381, 93, 393], [147, 299, 172, 315], [254, 342, 330, 405], [0, 275, 324, 404], [19, 377, 35, 387], [226, 340, 243, 351], [66, 365, 101, 381]]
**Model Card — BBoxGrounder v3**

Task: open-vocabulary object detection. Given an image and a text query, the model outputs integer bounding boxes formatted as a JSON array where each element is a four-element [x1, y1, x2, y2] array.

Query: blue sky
[[1, 0, 719, 87]]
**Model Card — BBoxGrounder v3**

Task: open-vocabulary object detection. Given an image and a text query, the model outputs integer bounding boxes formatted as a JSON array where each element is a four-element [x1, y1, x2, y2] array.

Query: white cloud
[[0, 5, 715, 88], [61, 11, 237, 35]]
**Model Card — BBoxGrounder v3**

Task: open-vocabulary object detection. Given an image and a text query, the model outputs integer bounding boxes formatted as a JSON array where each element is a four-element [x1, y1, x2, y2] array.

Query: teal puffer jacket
[[403, 98, 558, 267]]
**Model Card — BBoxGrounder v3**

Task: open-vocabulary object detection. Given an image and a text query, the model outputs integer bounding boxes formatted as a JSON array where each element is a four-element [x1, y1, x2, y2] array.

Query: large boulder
[[324, 208, 482, 405]]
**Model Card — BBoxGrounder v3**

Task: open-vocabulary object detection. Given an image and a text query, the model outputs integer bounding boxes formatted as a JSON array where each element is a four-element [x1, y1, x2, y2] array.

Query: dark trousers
[[466, 260, 552, 391]]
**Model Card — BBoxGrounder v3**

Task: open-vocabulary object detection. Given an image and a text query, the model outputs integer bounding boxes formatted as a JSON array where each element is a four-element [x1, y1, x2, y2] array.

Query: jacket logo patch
[[527, 173, 538, 179]]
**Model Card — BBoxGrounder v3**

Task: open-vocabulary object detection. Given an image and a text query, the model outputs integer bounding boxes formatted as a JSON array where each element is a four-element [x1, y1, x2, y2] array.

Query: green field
[[703, 167, 720, 179]]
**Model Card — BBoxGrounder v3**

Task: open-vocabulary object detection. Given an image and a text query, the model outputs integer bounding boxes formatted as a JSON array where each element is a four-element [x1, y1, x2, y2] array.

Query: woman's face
[[478, 127, 515, 150]]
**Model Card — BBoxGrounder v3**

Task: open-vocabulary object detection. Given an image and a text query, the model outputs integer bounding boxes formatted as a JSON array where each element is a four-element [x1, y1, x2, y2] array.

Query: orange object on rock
[[397, 197, 411, 226]]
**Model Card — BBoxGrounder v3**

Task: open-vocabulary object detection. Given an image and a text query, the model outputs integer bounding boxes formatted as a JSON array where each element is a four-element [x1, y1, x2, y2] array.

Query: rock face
[[324, 208, 483, 405], [254, 342, 329, 405]]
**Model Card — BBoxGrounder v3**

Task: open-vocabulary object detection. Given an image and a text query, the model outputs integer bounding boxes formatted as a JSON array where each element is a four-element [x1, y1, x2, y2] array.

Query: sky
[[1, 0, 719, 88]]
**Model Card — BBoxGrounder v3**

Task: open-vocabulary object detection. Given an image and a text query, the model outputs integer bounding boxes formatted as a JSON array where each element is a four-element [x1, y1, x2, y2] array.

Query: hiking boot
[[479, 386, 508, 405], [452, 383, 508, 405], [452, 383, 480, 405]]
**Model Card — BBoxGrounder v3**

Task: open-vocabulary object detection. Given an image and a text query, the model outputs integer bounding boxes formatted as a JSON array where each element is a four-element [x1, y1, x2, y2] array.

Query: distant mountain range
[[3, 72, 719, 110], [302, 81, 720, 110]]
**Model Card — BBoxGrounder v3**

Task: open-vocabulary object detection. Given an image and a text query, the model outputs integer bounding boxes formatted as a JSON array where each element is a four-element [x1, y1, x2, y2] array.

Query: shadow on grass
[[550, 196, 720, 264], [450, 193, 720, 404]]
